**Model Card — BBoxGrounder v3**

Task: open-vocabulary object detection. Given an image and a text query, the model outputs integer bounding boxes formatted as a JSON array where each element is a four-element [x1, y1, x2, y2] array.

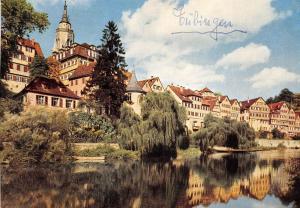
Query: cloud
[[216, 43, 271, 70], [121, 0, 290, 88], [249, 67, 300, 89]]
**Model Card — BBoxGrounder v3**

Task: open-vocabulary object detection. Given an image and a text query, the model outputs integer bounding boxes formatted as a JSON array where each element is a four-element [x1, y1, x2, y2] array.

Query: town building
[[68, 63, 95, 97], [219, 96, 232, 118], [268, 101, 290, 135], [196, 87, 216, 98], [51, 1, 97, 85], [125, 71, 146, 115], [167, 85, 210, 132], [230, 99, 241, 121], [240, 98, 271, 132], [17, 76, 80, 109], [2, 38, 44, 93], [138, 76, 164, 93]]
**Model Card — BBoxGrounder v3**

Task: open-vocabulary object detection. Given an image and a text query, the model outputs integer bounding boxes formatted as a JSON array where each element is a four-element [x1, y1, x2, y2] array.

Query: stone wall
[[256, 139, 300, 148]]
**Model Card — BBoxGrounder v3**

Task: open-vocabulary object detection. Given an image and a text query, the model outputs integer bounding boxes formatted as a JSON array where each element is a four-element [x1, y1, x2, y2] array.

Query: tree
[[193, 114, 256, 153], [1, 0, 49, 79], [266, 88, 294, 104], [117, 92, 188, 158], [29, 55, 49, 79], [83, 21, 127, 118], [47, 56, 60, 79]]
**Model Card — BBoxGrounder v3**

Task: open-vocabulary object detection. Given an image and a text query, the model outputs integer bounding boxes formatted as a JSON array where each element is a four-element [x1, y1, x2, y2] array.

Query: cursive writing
[[172, 7, 247, 41]]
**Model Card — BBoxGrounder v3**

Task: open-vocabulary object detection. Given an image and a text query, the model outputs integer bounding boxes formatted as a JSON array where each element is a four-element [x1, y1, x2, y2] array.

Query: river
[[2, 149, 300, 208]]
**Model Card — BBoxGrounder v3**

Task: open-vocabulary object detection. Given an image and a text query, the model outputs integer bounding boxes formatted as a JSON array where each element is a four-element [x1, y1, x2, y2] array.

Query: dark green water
[[2, 150, 300, 208]]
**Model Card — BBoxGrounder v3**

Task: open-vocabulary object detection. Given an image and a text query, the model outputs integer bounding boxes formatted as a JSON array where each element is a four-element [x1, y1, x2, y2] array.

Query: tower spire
[[61, 0, 69, 23]]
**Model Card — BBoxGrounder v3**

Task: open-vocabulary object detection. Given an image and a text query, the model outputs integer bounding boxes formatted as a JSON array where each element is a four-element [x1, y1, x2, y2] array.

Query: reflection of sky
[[195, 196, 292, 208]]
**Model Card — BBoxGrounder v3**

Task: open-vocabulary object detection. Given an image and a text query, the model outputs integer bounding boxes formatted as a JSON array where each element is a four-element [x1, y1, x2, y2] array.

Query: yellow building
[[51, 1, 97, 86], [230, 99, 241, 121], [138, 76, 164, 93], [219, 96, 232, 118], [167, 85, 210, 131], [2, 38, 44, 93], [240, 97, 271, 131], [269, 101, 290, 135]]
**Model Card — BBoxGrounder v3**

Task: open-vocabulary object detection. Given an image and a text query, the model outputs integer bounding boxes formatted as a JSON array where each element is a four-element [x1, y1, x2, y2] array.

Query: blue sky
[[29, 0, 300, 101]]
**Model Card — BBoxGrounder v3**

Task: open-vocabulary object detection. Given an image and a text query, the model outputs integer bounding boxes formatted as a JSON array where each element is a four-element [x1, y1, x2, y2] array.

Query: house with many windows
[[240, 98, 270, 131], [167, 85, 211, 131], [17, 76, 80, 109], [230, 99, 241, 121], [2, 38, 44, 93]]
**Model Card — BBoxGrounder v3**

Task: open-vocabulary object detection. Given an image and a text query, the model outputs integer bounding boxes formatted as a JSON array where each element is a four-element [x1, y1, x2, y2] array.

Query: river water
[[2, 149, 300, 208]]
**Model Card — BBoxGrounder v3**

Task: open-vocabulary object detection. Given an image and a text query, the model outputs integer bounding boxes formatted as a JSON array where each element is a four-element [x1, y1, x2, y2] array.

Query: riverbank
[[256, 139, 300, 148]]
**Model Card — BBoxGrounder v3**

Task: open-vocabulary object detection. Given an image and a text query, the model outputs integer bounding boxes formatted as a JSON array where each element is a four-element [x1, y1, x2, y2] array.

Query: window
[[82, 77, 85, 84], [36, 95, 47, 105], [128, 93, 132, 101], [71, 80, 73, 86], [66, 99, 73, 108], [75, 80, 78, 85], [51, 97, 59, 107], [17, 64, 20, 71]]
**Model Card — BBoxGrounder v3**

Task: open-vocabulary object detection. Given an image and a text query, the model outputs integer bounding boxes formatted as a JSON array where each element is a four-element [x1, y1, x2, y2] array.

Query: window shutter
[[45, 97, 48, 105]]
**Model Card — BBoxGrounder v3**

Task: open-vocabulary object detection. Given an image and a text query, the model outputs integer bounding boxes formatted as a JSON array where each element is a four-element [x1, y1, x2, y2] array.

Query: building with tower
[[51, 0, 98, 86]]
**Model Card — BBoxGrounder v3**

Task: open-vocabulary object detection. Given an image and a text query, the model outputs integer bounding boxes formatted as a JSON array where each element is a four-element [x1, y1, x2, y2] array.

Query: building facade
[[52, 1, 97, 86], [17, 76, 80, 109], [138, 76, 164, 93], [240, 98, 271, 132], [2, 38, 44, 93]]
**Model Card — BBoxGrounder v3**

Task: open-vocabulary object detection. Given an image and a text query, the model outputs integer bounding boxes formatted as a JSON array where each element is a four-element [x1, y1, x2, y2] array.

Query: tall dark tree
[[266, 88, 294, 104], [1, 0, 49, 97], [29, 55, 49, 79], [83, 21, 127, 118]]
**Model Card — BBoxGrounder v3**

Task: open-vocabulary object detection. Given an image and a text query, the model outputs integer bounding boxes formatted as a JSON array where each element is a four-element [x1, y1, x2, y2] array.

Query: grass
[[74, 144, 139, 161], [177, 147, 201, 159]]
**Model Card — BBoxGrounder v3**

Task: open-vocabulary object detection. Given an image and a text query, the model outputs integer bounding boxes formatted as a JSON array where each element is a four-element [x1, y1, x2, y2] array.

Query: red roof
[[240, 97, 262, 111], [199, 87, 213, 93], [219, 96, 229, 103], [295, 112, 300, 118], [138, 77, 160, 88], [18, 38, 44, 57], [69, 63, 95, 80], [168, 85, 202, 102], [230, 99, 239, 105], [268, 101, 286, 113], [19, 76, 80, 99]]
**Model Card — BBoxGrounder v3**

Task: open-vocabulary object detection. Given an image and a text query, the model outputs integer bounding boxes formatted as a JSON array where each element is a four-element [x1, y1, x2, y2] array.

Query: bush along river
[[2, 149, 300, 208]]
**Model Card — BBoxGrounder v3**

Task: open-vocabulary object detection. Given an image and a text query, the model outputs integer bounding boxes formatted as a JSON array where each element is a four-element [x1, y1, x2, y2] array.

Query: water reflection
[[2, 150, 300, 208]]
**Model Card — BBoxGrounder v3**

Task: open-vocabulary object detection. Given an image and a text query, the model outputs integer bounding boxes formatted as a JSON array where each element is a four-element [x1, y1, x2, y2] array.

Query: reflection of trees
[[276, 158, 300, 208], [2, 162, 190, 208]]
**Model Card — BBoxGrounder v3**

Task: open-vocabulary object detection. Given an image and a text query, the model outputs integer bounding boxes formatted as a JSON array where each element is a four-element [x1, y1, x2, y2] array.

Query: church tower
[[52, 0, 74, 53]]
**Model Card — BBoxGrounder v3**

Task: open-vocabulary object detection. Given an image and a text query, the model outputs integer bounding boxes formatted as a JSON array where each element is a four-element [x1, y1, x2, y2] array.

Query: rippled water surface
[[2, 150, 300, 208]]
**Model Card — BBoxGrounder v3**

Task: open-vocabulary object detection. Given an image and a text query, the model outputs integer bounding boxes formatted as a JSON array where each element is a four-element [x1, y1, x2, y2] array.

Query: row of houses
[[2, 2, 299, 137]]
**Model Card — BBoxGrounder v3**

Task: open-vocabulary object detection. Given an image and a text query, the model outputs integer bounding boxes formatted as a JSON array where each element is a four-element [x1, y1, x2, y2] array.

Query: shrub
[[258, 130, 269, 139], [0, 107, 72, 165], [0, 98, 23, 119], [75, 145, 115, 157], [69, 111, 116, 143], [292, 135, 300, 140], [272, 128, 285, 139], [193, 114, 256, 153]]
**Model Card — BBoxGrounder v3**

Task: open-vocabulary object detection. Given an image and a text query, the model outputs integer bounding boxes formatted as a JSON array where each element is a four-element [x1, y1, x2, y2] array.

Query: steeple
[[60, 0, 69, 23], [126, 71, 145, 93]]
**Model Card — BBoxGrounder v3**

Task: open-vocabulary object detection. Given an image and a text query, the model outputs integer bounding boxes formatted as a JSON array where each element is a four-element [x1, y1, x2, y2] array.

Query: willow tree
[[193, 114, 256, 153]]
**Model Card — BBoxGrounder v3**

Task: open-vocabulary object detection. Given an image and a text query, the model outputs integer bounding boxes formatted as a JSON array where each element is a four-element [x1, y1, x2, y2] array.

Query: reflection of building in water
[[185, 165, 274, 207]]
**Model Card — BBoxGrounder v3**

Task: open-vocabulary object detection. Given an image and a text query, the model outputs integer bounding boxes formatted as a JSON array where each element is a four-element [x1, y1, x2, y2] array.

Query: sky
[[28, 0, 300, 101]]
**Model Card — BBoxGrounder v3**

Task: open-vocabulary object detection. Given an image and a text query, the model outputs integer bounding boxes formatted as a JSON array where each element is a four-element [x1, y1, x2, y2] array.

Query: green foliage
[[266, 88, 294, 104], [29, 55, 49, 79], [272, 128, 285, 139], [0, 107, 72, 165], [193, 114, 256, 153], [1, 0, 49, 78], [83, 21, 127, 118], [258, 130, 269, 139], [105, 149, 139, 161], [69, 111, 116, 143], [117, 92, 188, 158], [0, 97, 23, 120], [292, 135, 300, 140]]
